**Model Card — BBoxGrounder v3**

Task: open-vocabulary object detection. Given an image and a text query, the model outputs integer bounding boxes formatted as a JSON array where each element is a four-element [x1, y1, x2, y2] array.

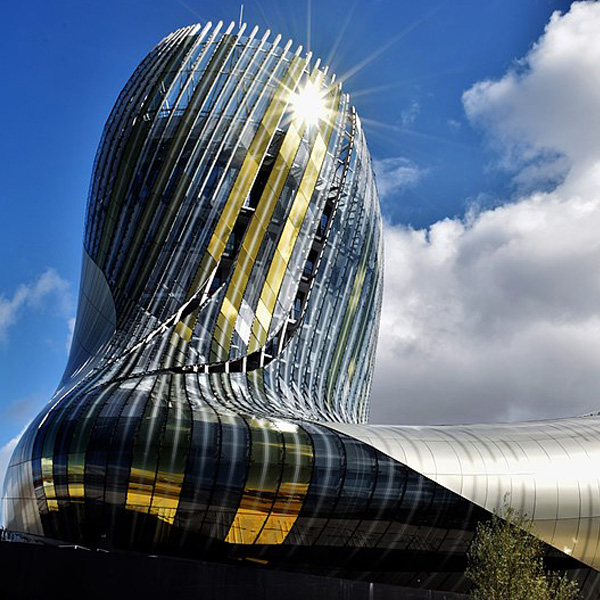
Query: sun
[[290, 80, 326, 126]]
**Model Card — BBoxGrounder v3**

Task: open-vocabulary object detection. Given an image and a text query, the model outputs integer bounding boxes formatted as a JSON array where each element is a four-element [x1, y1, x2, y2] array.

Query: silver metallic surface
[[329, 417, 600, 569]]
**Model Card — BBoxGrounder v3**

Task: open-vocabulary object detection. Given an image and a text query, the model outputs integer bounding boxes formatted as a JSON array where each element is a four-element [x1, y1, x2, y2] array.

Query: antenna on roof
[[239, 4, 244, 29]]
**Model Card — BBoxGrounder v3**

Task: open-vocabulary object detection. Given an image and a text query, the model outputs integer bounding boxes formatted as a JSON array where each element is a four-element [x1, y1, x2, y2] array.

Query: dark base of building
[[0, 539, 467, 600]]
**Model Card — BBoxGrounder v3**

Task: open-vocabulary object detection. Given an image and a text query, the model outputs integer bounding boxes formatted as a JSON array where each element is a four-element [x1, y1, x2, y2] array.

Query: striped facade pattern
[[62, 21, 381, 425], [3, 22, 600, 596]]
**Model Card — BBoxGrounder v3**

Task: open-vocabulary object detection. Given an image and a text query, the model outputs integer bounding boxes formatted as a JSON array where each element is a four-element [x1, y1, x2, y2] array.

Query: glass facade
[[2, 21, 599, 595]]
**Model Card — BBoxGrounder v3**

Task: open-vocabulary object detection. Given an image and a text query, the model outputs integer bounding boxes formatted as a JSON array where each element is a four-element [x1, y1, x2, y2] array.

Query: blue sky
[[1, 0, 594, 463]]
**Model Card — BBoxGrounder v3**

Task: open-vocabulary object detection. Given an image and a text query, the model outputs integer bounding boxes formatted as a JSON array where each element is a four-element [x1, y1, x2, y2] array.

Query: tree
[[465, 503, 580, 600]]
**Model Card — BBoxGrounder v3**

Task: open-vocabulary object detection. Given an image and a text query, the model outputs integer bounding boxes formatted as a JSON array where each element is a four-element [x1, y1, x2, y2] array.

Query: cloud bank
[[371, 1, 600, 425]]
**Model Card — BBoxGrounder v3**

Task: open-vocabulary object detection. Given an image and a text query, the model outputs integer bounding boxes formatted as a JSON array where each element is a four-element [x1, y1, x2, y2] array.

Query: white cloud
[[371, 2, 600, 425], [373, 157, 427, 197], [401, 99, 420, 128], [0, 269, 72, 343], [463, 1, 600, 180], [447, 118, 462, 132]]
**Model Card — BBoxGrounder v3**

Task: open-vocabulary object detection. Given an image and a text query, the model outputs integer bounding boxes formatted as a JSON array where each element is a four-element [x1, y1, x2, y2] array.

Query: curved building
[[3, 21, 600, 595]]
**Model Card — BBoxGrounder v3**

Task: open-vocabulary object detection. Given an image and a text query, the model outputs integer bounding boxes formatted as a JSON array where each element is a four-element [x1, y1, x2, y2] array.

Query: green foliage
[[465, 504, 580, 600]]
